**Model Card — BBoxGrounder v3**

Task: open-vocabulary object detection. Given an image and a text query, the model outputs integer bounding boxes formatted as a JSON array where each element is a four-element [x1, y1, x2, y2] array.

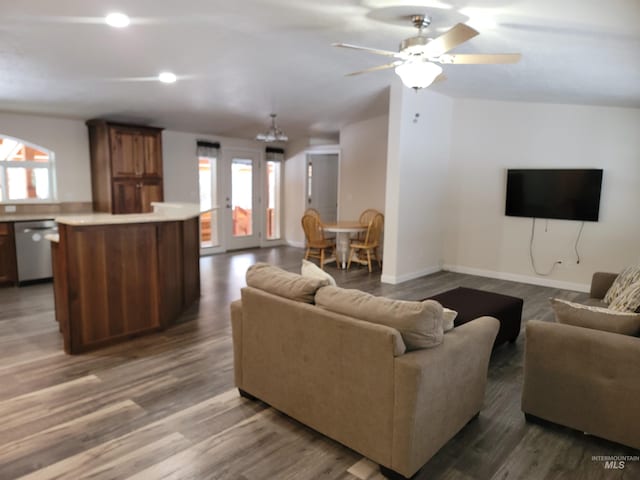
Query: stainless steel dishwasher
[[14, 220, 58, 283]]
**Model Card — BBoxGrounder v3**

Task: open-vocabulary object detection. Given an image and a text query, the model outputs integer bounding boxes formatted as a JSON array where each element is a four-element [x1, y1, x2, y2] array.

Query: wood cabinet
[[52, 217, 201, 354], [140, 179, 163, 212], [113, 178, 163, 214], [87, 120, 164, 214], [0, 222, 17, 285]]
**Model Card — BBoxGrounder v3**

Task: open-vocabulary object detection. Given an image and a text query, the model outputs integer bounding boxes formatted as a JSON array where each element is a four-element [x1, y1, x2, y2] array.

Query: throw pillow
[[443, 308, 458, 332], [550, 297, 640, 336], [604, 265, 640, 304], [301, 259, 337, 286], [246, 263, 328, 304], [315, 286, 444, 350], [609, 281, 640, 313]]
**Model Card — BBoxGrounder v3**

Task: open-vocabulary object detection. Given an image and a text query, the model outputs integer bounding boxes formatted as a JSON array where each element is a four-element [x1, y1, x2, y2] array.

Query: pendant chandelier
[[256, 113, 288, 143]]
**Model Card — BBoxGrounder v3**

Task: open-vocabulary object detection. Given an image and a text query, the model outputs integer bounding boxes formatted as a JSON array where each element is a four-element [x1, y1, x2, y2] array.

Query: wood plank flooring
[[0, 246, 638, 479]]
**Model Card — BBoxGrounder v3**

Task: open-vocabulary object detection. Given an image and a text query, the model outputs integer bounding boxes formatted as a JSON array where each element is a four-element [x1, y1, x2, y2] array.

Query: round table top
[[322, 221, 366, 233]]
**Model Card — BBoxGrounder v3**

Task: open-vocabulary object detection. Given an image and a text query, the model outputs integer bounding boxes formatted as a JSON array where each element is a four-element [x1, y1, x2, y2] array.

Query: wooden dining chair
[[357, 209, 382, 240], [347, 213, 384, 272], [305, 207, 335, 240], [301, 214, 335, 270], [304, 208, 321, 220]]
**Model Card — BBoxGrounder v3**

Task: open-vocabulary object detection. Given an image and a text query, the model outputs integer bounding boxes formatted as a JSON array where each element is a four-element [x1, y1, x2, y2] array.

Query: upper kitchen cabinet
[[87, 120, 164, 214]]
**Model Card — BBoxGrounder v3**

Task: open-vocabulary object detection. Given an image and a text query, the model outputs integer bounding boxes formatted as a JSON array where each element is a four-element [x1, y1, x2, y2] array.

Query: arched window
[[0, 135, 56, 202]]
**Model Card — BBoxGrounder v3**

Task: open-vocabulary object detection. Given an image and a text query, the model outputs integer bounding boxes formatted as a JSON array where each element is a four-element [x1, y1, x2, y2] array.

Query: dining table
[[322, 221, 367, 269]]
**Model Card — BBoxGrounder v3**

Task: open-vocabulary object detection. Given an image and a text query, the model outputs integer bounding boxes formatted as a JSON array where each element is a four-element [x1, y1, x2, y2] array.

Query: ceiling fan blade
[[439, 53, 522, 64], [433, 73, 447, 84], [345, 62, 400, 76], [332, 43, 400, 58], [422, 23, 479, 57]]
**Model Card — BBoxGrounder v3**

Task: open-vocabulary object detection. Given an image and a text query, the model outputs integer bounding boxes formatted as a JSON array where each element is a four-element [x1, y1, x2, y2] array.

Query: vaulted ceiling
[[1, 0, 639, 142]]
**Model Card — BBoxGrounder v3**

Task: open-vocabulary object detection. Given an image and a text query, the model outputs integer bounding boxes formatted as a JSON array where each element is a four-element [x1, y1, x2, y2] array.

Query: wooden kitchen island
[[50, 204, 201, 354]]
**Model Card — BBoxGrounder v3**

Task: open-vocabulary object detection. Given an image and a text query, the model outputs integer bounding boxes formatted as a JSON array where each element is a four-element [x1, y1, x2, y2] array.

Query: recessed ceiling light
[[158, 72, 177, 84], [105, 12, 130, 28]]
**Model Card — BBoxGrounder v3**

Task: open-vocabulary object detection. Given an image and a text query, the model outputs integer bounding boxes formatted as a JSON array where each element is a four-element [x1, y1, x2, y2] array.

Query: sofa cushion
[[315, 286, 443, 350], [604, 266, 640, 304], [246, 263, 328, 304], [609, 281, 640, 313], [301, 259, 337, 286], [443, 308, 457, 332], [550, 298, 640, 336]]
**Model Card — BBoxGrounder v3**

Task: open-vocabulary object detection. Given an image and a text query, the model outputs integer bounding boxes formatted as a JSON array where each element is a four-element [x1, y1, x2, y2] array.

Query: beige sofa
[[522, 272, 640, 449], [230, 264, 499, 478]]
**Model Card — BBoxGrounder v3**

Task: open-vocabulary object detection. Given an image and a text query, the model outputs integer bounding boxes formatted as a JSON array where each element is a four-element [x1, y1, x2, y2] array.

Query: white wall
[[0, 112, 91, 202], [161, 130, 201, 204], [283, 149, 306, 247], [444, 99, 640, 291], [382, 81, 453, 284], [338, 114, 388, 220]]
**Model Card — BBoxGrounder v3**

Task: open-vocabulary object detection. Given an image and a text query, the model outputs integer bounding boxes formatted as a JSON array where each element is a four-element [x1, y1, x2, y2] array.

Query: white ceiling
[[1, 0, 639, 142]]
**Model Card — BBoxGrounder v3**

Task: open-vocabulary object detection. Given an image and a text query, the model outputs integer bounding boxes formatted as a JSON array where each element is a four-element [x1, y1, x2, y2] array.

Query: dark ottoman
[[426, 287, 523, 348]]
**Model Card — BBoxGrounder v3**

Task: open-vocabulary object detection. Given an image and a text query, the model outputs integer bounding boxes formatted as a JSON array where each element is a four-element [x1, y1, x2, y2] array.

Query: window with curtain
[[197, 141, 220, 248], [0, 135, 56, 202], [265, 147, 284, 240]]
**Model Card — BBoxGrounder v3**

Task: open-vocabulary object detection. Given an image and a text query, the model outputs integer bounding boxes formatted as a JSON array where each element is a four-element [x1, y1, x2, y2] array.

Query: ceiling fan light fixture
[[395, 61, 443, 90], [256, 114, 288, 143]]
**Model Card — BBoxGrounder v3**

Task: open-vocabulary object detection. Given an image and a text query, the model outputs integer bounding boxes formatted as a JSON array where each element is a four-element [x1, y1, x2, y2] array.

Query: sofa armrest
[[522, 320, 640, 449], [230, 299, 243, 388], [391, 316, 499, 477], [589, 272, 618, 299]]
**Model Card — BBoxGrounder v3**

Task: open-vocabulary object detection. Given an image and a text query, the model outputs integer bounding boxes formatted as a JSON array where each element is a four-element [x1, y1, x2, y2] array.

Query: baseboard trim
[[442, 264, 590, 293], [381, 265, 441, 285], [260, 239, 287, 248], [286, 240, 305, 249]]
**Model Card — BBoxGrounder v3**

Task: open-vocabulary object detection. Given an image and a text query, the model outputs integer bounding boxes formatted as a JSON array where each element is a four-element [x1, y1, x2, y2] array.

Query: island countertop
[[0, 213, 90, 222], [55, 202, 206, 226]]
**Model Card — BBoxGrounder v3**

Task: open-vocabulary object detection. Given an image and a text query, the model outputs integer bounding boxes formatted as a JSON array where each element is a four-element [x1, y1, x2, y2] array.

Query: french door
[[199, 147, 282, 253]]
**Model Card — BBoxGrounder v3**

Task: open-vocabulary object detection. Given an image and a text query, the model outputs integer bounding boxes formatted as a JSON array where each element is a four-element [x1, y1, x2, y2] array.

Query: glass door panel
[[266, 160, 281, 240], [198, 156, 219, 249], [231, 159, 253, 238]]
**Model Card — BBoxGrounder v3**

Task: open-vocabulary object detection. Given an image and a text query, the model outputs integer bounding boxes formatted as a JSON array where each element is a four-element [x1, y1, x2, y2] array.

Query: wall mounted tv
[[505, 169, 603, 221]]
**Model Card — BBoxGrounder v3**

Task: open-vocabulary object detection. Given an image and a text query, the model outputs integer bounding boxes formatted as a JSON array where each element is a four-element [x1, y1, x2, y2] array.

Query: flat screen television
[[505, 169, 603, 221]]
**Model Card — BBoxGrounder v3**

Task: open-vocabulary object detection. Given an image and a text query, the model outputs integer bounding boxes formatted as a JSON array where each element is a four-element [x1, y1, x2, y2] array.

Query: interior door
[[223, 150, 260, 250], [306, 153, 338, 223]]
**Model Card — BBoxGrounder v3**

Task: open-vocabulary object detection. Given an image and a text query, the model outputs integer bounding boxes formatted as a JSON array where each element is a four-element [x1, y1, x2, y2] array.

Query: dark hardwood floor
[[0, 246, 637, 479]]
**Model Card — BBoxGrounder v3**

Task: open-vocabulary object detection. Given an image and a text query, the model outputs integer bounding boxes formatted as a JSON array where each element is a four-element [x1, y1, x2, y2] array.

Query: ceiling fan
[[333, 14, 521, 90]]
